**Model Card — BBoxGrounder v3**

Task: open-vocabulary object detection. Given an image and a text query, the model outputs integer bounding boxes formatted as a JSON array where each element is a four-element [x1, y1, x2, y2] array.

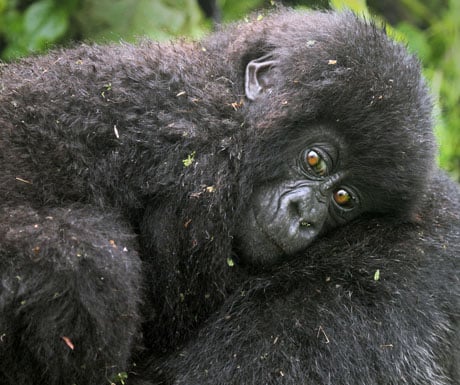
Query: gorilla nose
[[287, 187, 327, 224]]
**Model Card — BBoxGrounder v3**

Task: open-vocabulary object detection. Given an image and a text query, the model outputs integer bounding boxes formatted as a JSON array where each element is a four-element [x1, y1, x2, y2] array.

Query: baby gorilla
[[0, 8, 458, 385]]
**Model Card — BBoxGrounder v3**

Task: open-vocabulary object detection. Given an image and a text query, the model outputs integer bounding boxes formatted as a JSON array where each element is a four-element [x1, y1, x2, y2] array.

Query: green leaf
[[330, 0, 370, 16], [219, 0, 264, 22], [182, 151, 196, 167], [111, 372, 128, 385], [24, 0, 68, 51]]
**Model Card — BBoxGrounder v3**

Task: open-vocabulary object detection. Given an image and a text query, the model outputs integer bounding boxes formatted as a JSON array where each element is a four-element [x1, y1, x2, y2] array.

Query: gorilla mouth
[[254, 209, 321, 259]]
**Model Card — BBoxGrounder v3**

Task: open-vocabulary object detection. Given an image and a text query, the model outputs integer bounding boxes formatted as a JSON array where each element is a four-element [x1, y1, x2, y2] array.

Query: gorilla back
[[0, 8, 458, 385]]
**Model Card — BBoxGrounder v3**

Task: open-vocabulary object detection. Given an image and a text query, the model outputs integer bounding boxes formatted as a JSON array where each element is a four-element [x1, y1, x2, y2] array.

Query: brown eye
[[306, 150, 328, 176], [334, 189, 352, 206], [306, 150, 319, 166]]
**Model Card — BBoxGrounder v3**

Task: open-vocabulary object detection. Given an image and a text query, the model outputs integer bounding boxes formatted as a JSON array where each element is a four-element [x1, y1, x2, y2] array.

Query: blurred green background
[[1, 0, 459, 180]]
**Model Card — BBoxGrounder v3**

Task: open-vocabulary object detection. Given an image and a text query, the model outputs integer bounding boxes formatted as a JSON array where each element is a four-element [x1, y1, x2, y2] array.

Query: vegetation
[[1, 0, 458, 179]]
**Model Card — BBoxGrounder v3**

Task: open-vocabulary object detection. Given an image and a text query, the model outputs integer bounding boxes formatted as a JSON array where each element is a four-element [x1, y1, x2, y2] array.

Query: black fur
[[148, 172, 459, 385], [0, 9, 458, 385]]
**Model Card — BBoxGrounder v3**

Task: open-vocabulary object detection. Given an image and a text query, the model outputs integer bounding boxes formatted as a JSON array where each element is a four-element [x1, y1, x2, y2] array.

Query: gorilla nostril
[[288, 199, 303, 218]]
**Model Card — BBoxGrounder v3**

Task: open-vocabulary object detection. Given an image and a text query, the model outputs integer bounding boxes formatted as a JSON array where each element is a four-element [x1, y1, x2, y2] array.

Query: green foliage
[[218, 0, 264, 21], [394, 0, 460, 180], [0, 0, 78, 59], [330, 0, 369, 15], [74, 0, 207, 43], [0, 0, 208, 60]]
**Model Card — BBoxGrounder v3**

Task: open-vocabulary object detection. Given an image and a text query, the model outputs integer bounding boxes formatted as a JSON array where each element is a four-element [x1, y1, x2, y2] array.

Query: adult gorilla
[[0, 9, 458, 385]]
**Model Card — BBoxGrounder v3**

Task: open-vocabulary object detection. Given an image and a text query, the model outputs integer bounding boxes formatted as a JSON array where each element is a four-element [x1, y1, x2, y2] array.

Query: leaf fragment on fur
[[111, 371, 128, 385], [374, 269, 380, 281], [182, 151, 196, 167]]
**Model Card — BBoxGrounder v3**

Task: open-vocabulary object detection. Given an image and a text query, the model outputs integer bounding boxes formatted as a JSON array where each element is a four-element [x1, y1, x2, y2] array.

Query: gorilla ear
[[245, 55, 278, 101]]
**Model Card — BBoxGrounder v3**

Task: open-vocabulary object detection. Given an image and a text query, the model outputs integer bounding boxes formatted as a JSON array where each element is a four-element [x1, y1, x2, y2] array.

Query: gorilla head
[[233, 11, 434, 265]]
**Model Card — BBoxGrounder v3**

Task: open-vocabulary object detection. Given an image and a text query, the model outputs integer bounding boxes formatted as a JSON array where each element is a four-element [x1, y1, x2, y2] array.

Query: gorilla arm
[[0, 204, 141, 384]]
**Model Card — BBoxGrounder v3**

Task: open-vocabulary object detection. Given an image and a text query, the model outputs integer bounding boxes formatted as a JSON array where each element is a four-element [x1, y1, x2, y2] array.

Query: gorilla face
[[236, 56, 371, 266], [236, 125, 365, 266]]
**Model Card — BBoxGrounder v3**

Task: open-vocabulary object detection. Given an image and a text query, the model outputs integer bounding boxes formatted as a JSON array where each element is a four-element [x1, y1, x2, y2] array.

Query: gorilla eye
[[333, 189, 354, 208], [303, 149, 329, 176]]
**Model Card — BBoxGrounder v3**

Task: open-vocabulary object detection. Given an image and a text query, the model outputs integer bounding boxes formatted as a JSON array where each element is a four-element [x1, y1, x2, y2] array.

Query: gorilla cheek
[[236, 182, 329, 266]]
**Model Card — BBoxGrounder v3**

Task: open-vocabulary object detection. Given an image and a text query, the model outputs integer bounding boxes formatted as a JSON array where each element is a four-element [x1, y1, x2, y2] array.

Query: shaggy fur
[[0, 9, 458, 385]]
